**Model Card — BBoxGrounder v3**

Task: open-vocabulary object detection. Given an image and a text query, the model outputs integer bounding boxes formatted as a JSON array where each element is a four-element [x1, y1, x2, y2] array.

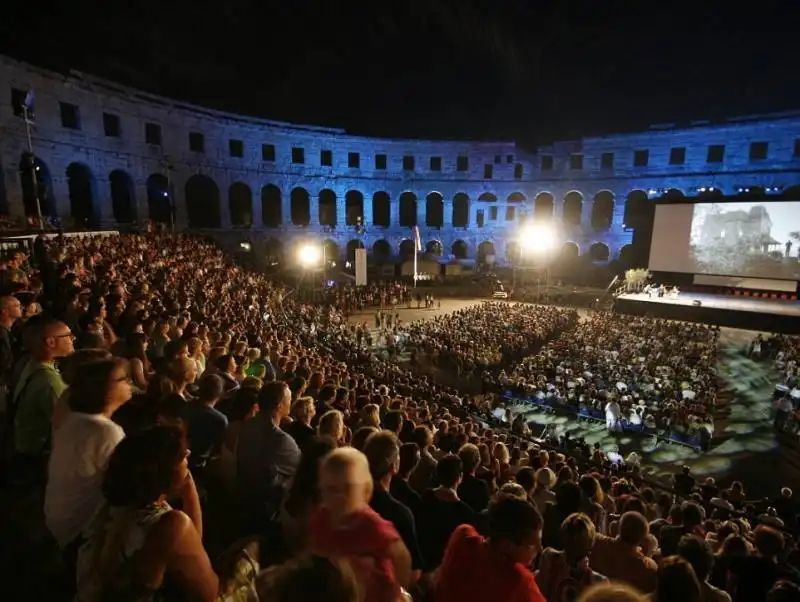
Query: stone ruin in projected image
[[4, 54, 800, 272]]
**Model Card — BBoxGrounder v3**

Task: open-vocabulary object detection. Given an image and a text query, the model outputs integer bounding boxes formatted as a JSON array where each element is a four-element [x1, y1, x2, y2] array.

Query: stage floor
[[617, 292, 800, 317], [615, 292, 800, 333]]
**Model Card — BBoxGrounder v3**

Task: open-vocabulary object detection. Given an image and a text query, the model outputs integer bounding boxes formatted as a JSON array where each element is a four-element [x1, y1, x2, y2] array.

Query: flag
[[24, 90, 34, 110], [413, 226, 422, 251]]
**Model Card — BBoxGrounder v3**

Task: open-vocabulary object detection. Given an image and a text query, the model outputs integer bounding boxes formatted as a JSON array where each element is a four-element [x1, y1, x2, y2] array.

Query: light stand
[[22, 105, 43, 231]]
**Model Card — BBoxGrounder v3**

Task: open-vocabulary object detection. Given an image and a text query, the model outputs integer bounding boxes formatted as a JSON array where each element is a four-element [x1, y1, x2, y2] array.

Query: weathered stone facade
[[2, 55, 800, 267]]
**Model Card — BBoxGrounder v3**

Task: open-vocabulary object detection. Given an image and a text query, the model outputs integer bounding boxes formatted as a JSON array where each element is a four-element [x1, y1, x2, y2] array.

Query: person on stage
[[605, 398, 621, 433]]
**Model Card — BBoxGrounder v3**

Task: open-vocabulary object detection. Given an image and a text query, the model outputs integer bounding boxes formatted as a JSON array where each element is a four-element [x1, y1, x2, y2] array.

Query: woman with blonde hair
[[317, 410, 345, 446], [187, 336, 206, 375], [285, 396, 316, 451]]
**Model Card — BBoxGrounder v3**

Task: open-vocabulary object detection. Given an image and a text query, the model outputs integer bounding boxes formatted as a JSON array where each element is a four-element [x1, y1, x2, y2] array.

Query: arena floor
[[352, 297, 800, 494]]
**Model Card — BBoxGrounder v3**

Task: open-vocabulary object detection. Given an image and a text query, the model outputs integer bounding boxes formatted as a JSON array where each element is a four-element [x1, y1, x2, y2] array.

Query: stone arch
[[477, 240, 496, 263], [507, 192, 526, 203], [19, 154, 56, 217], [322, 239, 339, 262], [185, 174, 221, 228], [399, 192, 417, 227], [452, 240, 468, 259], [345, 239, 365, 263], [345, 190, 364, 226], [619, 244, 634, 266], [478, 192, 497, 202], [264, 238, 284, 263], [228, 182, 253, 227], [373, 239, 392, 262], [623, 190, 648, 228], [399, 238, 416, 259], [560, 241, 580, 260], [696, 187, 724, 201], [146, 174, 172, 225], [261, 184, 282, 228], [781, 185, 800, 200], [425, 240, 443, 256], [372, 191, 390, 227], [589, 242, 610, 262], [534, 192, 554, 223], [109, 169, 136, 224], [425, 192, 444, 228], [319, 189, 337, 227], [562, 191, 583, 226], [452, 193, 469, 228], [507, 241, 521, 264], [591, 191, 614, 230], [663, 188, 685, 200], [290, 187, 310, 226], [66, 163, 97, 228]]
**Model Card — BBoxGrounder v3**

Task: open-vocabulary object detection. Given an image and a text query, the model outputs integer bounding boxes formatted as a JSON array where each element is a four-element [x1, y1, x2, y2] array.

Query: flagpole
[[413, 245, 418, 288], [23, 102, 44, 231]]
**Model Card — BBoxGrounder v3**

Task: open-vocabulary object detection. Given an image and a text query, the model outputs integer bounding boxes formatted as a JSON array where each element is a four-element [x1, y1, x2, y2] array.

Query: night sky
[[3, 1, 800, 147]]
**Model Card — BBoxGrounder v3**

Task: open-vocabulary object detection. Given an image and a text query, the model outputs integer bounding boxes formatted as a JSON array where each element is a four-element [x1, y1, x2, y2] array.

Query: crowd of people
[[0, 229, 797, 602], [501, 313, 719, 444]]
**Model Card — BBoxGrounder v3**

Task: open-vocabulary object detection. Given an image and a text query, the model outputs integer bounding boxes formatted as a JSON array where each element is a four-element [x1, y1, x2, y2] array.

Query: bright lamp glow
[[298, 244, 321, 267], [519, 225, 557, 252]]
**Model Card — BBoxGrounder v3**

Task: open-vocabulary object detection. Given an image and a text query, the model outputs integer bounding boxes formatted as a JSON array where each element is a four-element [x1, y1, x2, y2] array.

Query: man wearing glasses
[[12, 318, 74, 481]]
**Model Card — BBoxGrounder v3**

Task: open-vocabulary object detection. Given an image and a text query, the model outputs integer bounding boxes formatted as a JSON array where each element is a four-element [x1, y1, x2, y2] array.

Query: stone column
[[134, 183, 149, 223], [391, 196, 401, 229], [2, 160, 25, 218], [94, 176, 111, 228], [250, 182, 263, 228], [416, 195, 425, 227], [443, 199, 453, 227], [309, 192, 320, 227], [335, 194, 346, 228], [219, 182, 232, 229]]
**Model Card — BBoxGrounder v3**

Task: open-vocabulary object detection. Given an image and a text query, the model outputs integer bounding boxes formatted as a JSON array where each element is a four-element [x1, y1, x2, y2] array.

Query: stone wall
[[2, 55, 800, 267]]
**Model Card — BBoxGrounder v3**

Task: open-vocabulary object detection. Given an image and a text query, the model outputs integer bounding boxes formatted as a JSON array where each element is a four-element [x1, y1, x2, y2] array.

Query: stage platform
[[615, 292, 800, 334]]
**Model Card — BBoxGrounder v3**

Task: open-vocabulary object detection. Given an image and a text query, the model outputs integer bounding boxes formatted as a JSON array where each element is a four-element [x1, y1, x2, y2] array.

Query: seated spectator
[[728, 525, 792, 602], [577, 582, 648, 602], [180, 373, 227, 475], [677, 534, 731, 602], [408, 425, 437, 494], [250, 555, 361, 602], [416, 454, 475, 570], [436, 495, 546, 602], [537, 512, 607, 600], [457, 443, 492, 513], [309, 447, 411, 602], [660, 502, 705, 557], [45, 358, 131, 573], [654, 555, 703, 602], [390, 442, 422, 515], [590, 511, 658, 594], [285, 395, 316, 451], [75, 424, 218, 602]]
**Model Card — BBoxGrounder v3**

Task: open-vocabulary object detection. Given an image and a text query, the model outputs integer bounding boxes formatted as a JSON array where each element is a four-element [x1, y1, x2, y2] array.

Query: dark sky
[[3, 1, 800, 147]]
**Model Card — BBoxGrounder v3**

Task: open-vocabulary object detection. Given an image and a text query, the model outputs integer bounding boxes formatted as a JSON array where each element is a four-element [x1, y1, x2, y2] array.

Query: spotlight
[[519, 224, 557, 252], [298, 244, 321, 267], [239, 242, 251, 251]]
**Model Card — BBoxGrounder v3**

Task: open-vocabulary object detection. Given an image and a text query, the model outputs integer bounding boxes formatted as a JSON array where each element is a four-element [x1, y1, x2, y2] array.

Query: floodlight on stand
[[298, 244, 321, 267], [519, 224, 557, 252]]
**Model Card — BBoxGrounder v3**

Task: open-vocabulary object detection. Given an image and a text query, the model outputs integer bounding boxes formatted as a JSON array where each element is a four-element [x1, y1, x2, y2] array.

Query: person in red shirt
[[436, 494, 546, 602], [309, 447, 412, 602]]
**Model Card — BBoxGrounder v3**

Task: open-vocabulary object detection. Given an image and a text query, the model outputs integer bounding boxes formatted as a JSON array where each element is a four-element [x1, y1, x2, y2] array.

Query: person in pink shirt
[[309, 446, 412, 602]]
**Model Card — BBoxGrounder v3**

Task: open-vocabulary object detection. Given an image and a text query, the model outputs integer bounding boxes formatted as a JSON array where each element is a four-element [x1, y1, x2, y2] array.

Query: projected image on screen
[[690, 201, 800, 279]]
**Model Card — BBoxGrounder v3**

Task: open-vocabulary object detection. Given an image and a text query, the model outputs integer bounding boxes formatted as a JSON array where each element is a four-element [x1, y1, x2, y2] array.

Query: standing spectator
[[677, 535, 731, 602], [457, 443, 492, 513], [408, 425, 437, 495], [589, 511, 658, 594]]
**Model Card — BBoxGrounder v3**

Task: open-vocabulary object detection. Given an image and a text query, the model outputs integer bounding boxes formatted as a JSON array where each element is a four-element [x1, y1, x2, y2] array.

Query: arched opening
[[478, 192, 497, 203], [261, 185, 282, 228], [345, 190, 364, 226], [560, 242, 580, 261], [322, 239, 339, 262], [373, 239, 392, 262], [346, 239, 365, 263], [781, 185, 800, 200], [663, 188, 685, 201], [399, 239, 416, 260], [265, 238, 284, 264], [562, 191, 583, 226], [507, 241, 521, 264], [399, 192, 417, 227], [477, 240, 496, 263], [66, 163, 96, 228], [533, 192, 555, 223], [425, 240, 443, 256], [453, 193, 469, 227], [697, 188, 724, 201], [109, 170, 136, 224], [451, 240, 468, 259], [737, 186, 765, 200], [591, 191, 614, 230], [19, 155, 56, 217], [290, 187, 310, 226], [589, 242, 610, 262], [534, 192, 554, 223], [619, 244, 634, 266], [185, 174, 221, 228], [425, 192, 444, 228], [228, 182, 253, 227], [507, 192, 526, 203], [319, 189, 337, 227], [146, 174, 172, 225], [372, 191, 390, 227], [623, 190, 648, 229]]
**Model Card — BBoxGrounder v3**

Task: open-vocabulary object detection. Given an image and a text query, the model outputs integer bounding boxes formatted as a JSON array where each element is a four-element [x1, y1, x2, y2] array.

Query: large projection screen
[[649, 201, 800, 280]]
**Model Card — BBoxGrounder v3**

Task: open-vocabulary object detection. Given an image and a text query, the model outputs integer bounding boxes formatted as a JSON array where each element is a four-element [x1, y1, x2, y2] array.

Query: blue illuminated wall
[[2, 54, 800, 267]]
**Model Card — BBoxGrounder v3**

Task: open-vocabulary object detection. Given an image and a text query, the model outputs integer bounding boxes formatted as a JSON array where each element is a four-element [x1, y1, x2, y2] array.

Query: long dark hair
[[283, 435, 336, 517]]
